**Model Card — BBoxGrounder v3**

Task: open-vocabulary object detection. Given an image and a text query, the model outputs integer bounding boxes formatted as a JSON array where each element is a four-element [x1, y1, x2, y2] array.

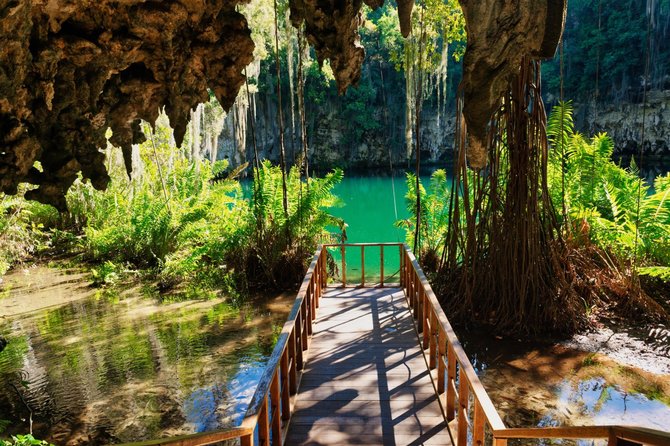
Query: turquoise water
[[329, 175, 410, 243], [326, 173, 434, 284]]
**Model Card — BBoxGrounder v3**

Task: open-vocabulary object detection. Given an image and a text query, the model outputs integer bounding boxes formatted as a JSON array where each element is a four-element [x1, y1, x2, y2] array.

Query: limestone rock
[[289, 0, 383, 93], [458, 0, 567, 169], [0, 0, 254, 209]]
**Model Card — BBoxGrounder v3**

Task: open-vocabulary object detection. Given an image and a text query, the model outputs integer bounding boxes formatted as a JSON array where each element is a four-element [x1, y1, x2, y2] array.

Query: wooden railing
[[121, 243, 670, 446], [121, 246, 328, 446], [323, 242, 404, 287], [400, 245, 670, 446]]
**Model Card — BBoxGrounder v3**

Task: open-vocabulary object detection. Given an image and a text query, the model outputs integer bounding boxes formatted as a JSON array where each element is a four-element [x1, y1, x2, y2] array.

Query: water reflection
[[459, 332, 670, 432], [0, 267, 290, 444], [548, 378, 670, 430]]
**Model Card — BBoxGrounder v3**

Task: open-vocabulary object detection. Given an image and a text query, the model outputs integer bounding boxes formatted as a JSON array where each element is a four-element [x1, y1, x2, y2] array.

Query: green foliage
[[0, 194, 47, 276], [341, 83, 382, 142], [0, 114, 344, 298], [0, 435, 53, 446], [90, 261, 123, 286], [231, 161, 344, 289], [543, 0, 670, 101], [548, 102, 670, 269], [397, 170, 450, 267]]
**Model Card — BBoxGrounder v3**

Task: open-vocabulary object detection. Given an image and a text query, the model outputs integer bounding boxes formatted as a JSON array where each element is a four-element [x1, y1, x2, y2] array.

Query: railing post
[[399, 245, 404, 287], [311, 280, 317, 321], [241, 433, 253, 446], [280, 349, 291, 421], [414, 279, 422, 324], [271, 371, 281, 446], [322, 247, 327, 287], [438, 328, 447, 394], [361, 245, 365, 286], [295, 313, 304, 370], [259, 395, 270, 446], [341, 245, 346, 286], [314, 268, 320, 309], [447, 344, 456, 421], [422, 296, 430, 347], [493, 437, 508, 446], [429, 311, 437, 370], [300, 299, 309, 350], [458, 371, 469, 446], [288, 330, 297, 393], [473, 399, 485, 446], [305, 287, 313, 335], [380, 245, 384, 287]]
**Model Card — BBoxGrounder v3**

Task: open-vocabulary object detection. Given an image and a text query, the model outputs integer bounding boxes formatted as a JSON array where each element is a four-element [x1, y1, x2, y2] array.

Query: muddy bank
[[563, 324, 670, 375], [0, 265, 97, 317]]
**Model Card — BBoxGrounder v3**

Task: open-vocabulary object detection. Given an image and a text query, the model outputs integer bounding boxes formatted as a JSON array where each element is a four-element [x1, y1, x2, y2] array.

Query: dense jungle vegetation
[[1, 0, 670, 326], [3, 2, 670, 446]]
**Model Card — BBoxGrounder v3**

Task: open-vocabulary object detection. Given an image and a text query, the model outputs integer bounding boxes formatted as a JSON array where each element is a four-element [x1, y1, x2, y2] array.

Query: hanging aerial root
[[439, 57, 581, 336], [434, 56, 668, 337]]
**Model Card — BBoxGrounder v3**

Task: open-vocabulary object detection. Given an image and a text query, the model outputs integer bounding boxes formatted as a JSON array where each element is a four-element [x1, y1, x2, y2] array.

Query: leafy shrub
[[217, 161, 345, 290], [397, 170, 450, 270], [548, 102, 670, 268], [0, 194, 46, 276], [0, 434, 53, 446]]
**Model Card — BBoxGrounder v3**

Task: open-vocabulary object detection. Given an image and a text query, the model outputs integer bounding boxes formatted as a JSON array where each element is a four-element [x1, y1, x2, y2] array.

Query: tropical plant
[[0, 435, 53, 446], [234, 160, 345, 289], [548, 101, 670, 269], [397, 169, 450, 270], [0, 194, 46, 276]]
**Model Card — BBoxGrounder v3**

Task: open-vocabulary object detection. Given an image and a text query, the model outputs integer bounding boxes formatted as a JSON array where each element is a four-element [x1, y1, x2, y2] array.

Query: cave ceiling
[[0, 0, 563, 209]]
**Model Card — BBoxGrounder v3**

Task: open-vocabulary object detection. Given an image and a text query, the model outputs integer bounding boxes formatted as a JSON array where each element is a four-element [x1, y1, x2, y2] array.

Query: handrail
[[323, 242, 404, 286], [119, 427, 254, 446], [238, 245, 326, 445], [120, 243, 670, 446], [492, 425, 670, 443], [399, 243, 670, 446], [120, 245, 328, 446]]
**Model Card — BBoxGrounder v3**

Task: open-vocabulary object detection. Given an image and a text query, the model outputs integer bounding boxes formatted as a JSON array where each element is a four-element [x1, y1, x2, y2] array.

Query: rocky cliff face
[[217, 96, 457, 170], [574, 90, 670, 160]]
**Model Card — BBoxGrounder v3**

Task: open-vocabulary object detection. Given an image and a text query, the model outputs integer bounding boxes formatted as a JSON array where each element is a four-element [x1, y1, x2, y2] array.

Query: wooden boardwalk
[[123, 244, 670, 446], [286, 287, 453, 446]]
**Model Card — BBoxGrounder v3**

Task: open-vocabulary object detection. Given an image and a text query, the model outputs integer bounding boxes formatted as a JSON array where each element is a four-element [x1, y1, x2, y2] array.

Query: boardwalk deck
[[286, 287, 453, 446], [123, 244, 670, 446]]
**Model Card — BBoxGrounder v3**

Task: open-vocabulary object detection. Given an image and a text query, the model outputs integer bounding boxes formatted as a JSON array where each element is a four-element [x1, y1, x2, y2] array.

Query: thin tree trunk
[[274, 0, 289, 230], [297, 26, 309, 181], [190, 104, 202, 169], [286, 9, 297, 147], [404, 43, 414, 165]]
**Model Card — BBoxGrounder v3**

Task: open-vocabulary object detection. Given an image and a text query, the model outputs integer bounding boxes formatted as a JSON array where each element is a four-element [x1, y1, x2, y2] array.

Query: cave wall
[[572, 90, 670, 161], [2, 0, 574, 205], [0, 0, 384, 209], [0, 0, 255, 210]]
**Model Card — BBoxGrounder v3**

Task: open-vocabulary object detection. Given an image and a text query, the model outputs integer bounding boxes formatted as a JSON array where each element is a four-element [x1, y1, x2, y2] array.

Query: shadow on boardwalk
[[286, 288, 452, 446]]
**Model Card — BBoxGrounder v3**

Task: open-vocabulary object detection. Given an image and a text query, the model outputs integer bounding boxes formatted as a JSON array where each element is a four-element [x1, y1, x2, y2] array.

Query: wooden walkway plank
[[286, 287, 453, 446]]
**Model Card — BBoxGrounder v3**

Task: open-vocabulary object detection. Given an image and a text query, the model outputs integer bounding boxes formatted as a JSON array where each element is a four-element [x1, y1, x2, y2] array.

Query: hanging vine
[[440, 58, 581, 335]]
